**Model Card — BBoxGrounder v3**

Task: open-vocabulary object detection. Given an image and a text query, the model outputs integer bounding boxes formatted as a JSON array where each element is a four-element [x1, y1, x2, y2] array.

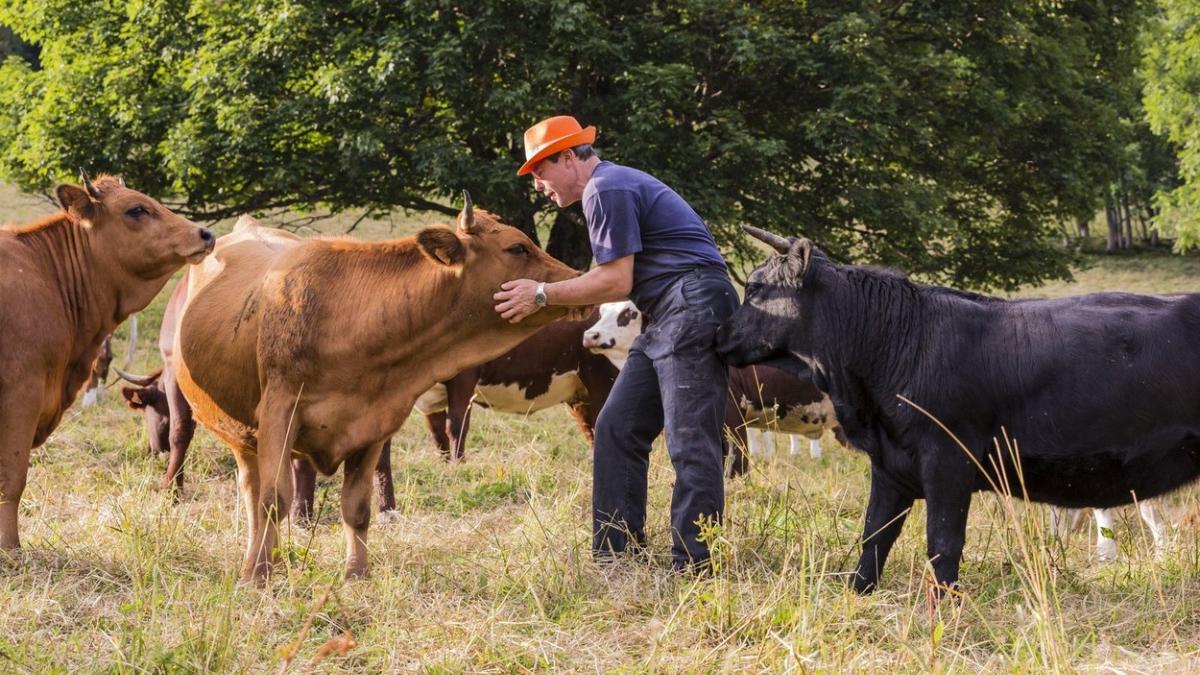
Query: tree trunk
[[1105, 194, 1120, 253], [546, 204, 593, 272], [1121, 191, 1134, 249], [1076, 214, 1089, 239]]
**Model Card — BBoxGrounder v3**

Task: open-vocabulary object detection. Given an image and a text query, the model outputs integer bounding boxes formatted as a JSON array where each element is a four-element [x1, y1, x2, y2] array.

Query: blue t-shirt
[[583, 161, 726, 311]]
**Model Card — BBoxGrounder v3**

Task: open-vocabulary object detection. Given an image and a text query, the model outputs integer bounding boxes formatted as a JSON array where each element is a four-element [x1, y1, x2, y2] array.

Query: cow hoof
[[1095, 547, 1118, 563]]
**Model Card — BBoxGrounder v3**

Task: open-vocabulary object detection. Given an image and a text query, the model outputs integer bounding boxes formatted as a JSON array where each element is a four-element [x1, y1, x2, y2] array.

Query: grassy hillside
[[3, 184, 1200, 671]]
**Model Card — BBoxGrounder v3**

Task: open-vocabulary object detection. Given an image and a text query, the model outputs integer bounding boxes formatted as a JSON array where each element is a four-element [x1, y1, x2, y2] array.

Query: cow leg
[[291, 458, 317, 525], [0, 427, 36, 550], [161, 367, 195, 494], [746, 428, 763, 456], [374, 439, 395, 513], [723, 398, 749, 478], [566, 401, 597, 445], [243, 393, 299, 583], [1093, 508, 1118, 562], [1138, 500, 1167, 559], [445, 375, 476, 462], [922, 464, 973, 593], [0, 393, 39, 549], [231, 446, 261, 582], [853, 469, 915, 593], [341, 440, 386, 579], [424, 411, 452, 460]]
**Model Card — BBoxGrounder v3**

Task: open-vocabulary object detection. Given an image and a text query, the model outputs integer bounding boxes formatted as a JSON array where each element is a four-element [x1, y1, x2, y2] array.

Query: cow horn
[[742, 224, 792, 254], [113, 367, 157, 387], [116, 175, 126, 188], [459, 189, 475, 233], [79, 168, 102, 200]]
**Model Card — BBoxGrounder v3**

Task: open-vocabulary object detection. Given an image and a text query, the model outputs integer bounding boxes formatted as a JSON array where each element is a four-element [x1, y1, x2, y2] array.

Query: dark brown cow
[[173, 195, 581, 582], [0, 173, 213, 549], [81, 335, 114, 406], [116, 246, 394, 520], [415, 310, 618, 459]]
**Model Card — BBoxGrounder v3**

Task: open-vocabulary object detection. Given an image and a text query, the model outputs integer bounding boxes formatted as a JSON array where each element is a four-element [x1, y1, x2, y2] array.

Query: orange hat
[[517, 115, 597, 176]]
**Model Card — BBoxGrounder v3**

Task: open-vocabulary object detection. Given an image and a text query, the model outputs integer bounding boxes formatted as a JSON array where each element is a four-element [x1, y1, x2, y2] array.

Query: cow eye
[[505, 243, 529, 256], [125, 205, 149, 218]]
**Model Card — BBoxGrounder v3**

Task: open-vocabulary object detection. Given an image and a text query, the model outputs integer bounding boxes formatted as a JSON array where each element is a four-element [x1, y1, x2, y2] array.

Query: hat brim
[[517, 126, 597, 176]]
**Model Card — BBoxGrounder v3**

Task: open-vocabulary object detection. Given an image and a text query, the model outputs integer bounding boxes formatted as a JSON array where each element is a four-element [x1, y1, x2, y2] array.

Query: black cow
[[716, 225, 1200, 594]]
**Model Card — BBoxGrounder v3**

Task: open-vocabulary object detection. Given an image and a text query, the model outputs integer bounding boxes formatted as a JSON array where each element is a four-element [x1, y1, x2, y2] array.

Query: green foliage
[[0, 0, 1165, 289], [1143, 0, 1200, 249]]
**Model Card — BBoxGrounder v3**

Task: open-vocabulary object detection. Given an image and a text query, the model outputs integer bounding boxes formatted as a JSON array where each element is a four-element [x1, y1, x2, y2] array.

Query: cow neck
[[827, 266, 924, 392], [17, 214, 120, 336]]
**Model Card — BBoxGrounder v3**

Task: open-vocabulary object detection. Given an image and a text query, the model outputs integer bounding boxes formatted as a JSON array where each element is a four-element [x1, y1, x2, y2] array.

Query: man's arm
[[494, 255, 632, 323]]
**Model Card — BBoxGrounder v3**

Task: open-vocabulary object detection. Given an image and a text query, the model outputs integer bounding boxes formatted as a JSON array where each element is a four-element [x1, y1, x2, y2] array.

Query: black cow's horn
[[79, 168, 102, 200], [742, 224, 791, 254], [113, 367, 157, 387], [460, 189, 475, 232]]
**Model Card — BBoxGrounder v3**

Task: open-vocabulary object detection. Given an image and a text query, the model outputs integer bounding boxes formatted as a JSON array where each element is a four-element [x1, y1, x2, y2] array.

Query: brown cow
[[415, 309, 618, 460], [116, 245, 394, 520], [173, 194, 581, 582], [0, 173, 213, 549]]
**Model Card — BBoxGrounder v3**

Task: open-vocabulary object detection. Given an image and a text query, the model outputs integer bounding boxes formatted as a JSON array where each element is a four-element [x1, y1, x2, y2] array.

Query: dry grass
[[3, 186, 1200, 671]]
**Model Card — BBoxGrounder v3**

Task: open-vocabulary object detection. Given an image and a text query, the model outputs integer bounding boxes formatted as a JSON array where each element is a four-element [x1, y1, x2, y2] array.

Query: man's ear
[[417, 228, 466, 266], [783, 238, 814, 283], [55, 184, 97, 223]]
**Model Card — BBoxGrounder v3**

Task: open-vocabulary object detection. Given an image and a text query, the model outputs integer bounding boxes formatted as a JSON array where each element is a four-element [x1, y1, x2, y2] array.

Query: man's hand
[[494, 279, 541, 323]]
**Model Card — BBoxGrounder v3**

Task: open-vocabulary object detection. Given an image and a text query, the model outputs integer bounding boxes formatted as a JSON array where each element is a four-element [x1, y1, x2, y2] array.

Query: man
[[494, 115, 738, 571]]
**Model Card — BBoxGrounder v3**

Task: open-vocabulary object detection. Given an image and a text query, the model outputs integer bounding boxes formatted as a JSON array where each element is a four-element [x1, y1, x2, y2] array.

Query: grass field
[[4, 183, 1200, 671]]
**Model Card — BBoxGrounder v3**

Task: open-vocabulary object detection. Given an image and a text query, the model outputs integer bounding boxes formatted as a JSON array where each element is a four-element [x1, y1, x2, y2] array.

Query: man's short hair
[[546, 144, 596, 163]]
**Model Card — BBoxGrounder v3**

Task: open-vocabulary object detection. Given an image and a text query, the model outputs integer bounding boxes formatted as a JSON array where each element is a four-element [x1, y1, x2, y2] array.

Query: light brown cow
[[0, 173, 213, 549], [173, 194, 581, 582]]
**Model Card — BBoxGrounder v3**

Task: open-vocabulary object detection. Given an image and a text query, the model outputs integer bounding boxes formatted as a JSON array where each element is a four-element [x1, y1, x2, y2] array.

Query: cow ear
[[55, 184, 98, 223], [120, 386, 149, 409], [417, 227, 466, 266], [783, 238, 814, 282]]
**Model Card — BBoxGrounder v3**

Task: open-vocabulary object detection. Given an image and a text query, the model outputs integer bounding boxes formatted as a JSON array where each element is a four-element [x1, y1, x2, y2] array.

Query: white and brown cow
[[415, 310, 618, 460], [584, 300, 843, 475]]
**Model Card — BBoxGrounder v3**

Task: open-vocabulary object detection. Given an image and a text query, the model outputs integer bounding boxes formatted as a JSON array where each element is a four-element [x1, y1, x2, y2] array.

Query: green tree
[[1143, 0, 1200, 250], [0, 0, 1162, 289]]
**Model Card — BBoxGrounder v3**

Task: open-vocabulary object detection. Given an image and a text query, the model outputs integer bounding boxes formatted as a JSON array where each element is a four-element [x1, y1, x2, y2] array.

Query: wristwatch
[[534, 282, 548, 307]]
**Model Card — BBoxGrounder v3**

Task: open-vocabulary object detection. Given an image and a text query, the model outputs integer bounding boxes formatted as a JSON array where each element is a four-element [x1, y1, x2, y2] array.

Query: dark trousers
[[592, 267, 739, 567]]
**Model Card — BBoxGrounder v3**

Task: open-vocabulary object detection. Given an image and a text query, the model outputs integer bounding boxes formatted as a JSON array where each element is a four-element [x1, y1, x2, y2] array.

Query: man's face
[[530, 151, 583, 207]]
